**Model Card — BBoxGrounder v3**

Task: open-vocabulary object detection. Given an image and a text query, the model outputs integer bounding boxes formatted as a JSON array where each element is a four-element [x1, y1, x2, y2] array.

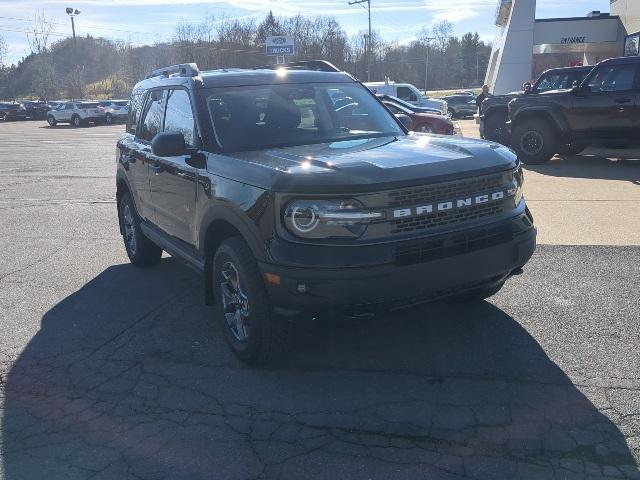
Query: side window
[[385, 103, 402, 114], [139, 90, 166, 142], [65, 104, 74, 110], [164, 89, 196, 147], [587, 66, 637, 93], [397, 86, 417, 102], [127, 90, 144, 135]]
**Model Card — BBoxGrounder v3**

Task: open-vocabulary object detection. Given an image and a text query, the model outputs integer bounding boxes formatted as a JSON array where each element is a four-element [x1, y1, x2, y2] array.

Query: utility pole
[[348, 0, 371, 81], [423, 36, 434, 93], [65, 7, 81, 45]]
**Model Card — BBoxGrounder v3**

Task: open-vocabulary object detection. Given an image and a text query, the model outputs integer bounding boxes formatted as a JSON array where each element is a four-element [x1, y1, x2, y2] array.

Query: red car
[[381, 98, 455, 135]]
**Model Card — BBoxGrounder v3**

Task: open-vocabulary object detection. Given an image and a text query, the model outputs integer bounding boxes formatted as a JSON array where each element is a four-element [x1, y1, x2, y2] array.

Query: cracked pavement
[[0, 121, 639, 479]]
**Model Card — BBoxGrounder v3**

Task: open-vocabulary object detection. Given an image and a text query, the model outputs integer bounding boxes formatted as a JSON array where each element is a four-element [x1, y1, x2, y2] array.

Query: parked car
[[507, 56, 640, 164], [23, 101, 51, 120], [47, 101, 106, 127], [98, 100, 129, 124], [380, 97, 456, 134], [0, 102, 27, 121], [365, 80, 448, 115], [115, 61, 535, 364], [480, 65, 592, 145], [441, 95, 478, 118]]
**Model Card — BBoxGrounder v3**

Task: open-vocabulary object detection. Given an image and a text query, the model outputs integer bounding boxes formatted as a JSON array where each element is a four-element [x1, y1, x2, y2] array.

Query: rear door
[[147, 88, 199, 244], [568, 63, 639, 144]]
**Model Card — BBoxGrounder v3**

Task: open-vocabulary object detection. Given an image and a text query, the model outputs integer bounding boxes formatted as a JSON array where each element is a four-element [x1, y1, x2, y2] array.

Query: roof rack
[[145, 63, 200, 80], [255, 60, 341, 73]]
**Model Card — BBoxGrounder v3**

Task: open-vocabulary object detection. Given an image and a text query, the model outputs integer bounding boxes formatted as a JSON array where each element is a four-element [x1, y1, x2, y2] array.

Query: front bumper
[[260, 213, 536, 319]]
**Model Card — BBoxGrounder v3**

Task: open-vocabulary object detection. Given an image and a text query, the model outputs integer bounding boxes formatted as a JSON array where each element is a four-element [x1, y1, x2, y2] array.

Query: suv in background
[[116, 61, 535, 363], [480, 65, 592, 145], [508, 57, 640, 164], [442, 95, 478, 119], [47, 101, 106, 127], [0, 102, 27, 121], [98, 100, 129, 124], [23, 101, 51, 120]]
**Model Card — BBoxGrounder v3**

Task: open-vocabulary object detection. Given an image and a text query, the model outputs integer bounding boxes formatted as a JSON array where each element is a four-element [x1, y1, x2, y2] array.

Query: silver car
[[47, 101, 106, 127]]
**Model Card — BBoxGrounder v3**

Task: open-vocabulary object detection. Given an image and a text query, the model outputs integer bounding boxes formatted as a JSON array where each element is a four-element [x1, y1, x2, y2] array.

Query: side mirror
[[151, 132, 186, 157], [396, 114, 412, 130]]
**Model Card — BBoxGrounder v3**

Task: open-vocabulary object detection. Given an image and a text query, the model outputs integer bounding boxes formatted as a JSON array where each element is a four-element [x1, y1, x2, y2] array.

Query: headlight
[[283, 199, 384, 239], [507, 166, 524, 204]]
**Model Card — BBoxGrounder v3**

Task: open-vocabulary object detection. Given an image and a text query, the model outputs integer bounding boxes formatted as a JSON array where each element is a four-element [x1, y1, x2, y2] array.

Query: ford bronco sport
[[116, 61, 536, 363]]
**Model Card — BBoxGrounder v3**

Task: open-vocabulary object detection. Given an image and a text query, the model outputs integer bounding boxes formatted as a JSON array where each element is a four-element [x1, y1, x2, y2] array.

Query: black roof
[[135, 68, 355, 91], [598, 56, 640, 66], [540, 65, 593, 74]]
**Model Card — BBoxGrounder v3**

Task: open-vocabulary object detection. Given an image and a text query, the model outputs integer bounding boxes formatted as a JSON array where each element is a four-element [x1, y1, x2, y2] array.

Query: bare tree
[[0, 34, 7, 66], [28, 10, 55, 54], [431, 20, 453, 52]]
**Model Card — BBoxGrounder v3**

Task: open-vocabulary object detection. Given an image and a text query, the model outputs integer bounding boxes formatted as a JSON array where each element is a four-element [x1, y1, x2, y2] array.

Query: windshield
[[206, 82, 403, 151]]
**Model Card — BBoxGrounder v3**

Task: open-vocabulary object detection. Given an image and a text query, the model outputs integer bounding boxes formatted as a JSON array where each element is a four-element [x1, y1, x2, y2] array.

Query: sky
[[0, 0, 611, 65]]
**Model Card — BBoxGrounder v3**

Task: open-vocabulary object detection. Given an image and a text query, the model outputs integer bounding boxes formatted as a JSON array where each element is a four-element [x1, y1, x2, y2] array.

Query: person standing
[[475, 85, 491, 110]]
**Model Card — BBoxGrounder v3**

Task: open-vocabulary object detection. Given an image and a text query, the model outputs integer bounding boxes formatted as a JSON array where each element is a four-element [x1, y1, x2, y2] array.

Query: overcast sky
[[0, 0, 611, 65]]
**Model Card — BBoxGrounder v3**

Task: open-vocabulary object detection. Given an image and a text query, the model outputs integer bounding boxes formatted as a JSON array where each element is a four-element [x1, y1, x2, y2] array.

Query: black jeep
[[508, 56, 640, 164], [116, 61, 536, 363], [480, 65, 592, 145]]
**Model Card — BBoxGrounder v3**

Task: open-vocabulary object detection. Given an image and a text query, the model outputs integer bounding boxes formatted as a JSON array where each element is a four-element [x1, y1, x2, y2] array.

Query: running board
[[140, 222, 205, 273]]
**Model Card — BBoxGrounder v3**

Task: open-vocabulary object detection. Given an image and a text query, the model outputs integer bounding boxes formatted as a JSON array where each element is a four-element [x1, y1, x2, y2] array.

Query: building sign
[[624, 33, 640, 56], [266, 36, 295, 56], [561, 36, 586, 44]]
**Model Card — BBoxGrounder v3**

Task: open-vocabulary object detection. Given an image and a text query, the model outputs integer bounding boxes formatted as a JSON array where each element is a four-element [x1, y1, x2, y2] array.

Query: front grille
[[387, 174, 504, 207], [393, 224, 513, 266], [390, 200, 505, 234]]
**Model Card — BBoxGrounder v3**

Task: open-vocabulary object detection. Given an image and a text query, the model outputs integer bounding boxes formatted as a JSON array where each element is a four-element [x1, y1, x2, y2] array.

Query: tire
[[452, 281, 505, 303], [105, 113, 113, 125], [72, 115, 83, 128], [511, 120, 558, 165], [415, 124, 434, 133], [483, 113, 509, 145], [448, 108, 457, 119], [560, 144, 584, 156], [213, 237, 293, 364], [47, 115, 57, 127], [118, 192, 162, 267]]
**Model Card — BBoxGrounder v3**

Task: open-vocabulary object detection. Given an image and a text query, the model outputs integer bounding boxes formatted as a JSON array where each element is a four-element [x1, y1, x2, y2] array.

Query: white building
[[485, 0, 640, 94]]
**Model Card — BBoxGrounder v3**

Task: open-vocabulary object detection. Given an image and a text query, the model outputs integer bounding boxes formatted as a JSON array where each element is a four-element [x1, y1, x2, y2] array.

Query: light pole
[[65, 7, 81, 45], [348, 0, 372, 81], [423, 36, 434, 93]]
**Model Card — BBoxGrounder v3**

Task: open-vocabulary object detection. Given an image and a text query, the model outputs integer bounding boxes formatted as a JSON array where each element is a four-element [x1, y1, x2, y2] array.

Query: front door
[[148, 89, 199, 245], [568, 64, 639, 145]]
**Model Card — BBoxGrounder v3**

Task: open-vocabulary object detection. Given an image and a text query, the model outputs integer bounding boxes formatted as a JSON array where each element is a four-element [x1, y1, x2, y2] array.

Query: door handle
[[615, 98, 631, 104]]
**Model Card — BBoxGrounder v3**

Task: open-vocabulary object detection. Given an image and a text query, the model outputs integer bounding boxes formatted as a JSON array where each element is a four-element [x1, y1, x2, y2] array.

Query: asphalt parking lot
[[0, 120, 639, 480]]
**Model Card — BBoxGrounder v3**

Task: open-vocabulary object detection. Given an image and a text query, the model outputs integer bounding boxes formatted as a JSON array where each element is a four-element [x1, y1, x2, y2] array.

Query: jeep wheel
[[511, 120, 558, 164], [483, 113, 509, 145], [213, 237, 292, 364], [72, 115, 82, 128], [105, 113, 113, 125], [47, 115, 57, 127], [118, 192, 162, 267]]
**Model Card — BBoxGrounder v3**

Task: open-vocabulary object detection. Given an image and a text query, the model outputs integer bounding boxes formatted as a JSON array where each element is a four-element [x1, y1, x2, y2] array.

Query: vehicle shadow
[[2, 259, 638, 479], [527, 153, 640, 184]]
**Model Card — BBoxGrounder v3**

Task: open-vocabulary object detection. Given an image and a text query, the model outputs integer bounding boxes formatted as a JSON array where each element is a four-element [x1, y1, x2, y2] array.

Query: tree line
[[0, 11, 492, 100]]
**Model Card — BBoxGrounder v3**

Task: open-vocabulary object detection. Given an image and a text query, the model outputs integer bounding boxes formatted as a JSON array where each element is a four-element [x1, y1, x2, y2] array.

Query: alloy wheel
[[122, 204, 137, 255], [220, 262, 250, 342], [519, 130, 544, 156]]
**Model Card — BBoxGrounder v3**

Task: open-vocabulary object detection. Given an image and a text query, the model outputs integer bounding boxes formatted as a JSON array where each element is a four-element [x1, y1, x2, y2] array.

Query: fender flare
[[511, 106, 569, 137]]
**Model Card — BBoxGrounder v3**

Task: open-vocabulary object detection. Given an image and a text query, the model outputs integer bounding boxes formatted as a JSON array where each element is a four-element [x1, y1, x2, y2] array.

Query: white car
[[47, 101, 106, 127], [364, 80, 447, 115], [98, 100, 129, 124]]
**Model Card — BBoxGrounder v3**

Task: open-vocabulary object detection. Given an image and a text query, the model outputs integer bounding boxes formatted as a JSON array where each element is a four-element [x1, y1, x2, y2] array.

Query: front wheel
[[483, 113, 509, 145], [47, 115, 57, 127], [213, 237, 292, 364], [511, 120, 558, 165], [72, 115, 83, 128], [118, 192, 162, 267], [105, 113, 113, 125]]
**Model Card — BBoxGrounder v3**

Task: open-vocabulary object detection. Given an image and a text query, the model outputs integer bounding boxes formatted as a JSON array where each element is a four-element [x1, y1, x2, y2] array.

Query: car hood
[[209, 134, 518, 193]]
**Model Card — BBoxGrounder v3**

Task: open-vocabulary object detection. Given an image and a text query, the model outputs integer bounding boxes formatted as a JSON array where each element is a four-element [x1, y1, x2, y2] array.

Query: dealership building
[[485, 0, 640, 94]]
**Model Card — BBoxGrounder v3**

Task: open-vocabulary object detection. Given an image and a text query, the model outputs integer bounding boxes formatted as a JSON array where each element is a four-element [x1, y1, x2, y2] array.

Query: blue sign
[[266, 36, 295, 56]]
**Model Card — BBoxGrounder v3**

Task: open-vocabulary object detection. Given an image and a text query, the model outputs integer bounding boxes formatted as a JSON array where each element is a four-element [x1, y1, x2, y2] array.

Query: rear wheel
[[213, 237, 293, 364], [72, 115, 83, 127], [448, 108, 457, 119], [118, 192, 162, 267], [105, 113, 114, 125], [511, 120, 558, 165]]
